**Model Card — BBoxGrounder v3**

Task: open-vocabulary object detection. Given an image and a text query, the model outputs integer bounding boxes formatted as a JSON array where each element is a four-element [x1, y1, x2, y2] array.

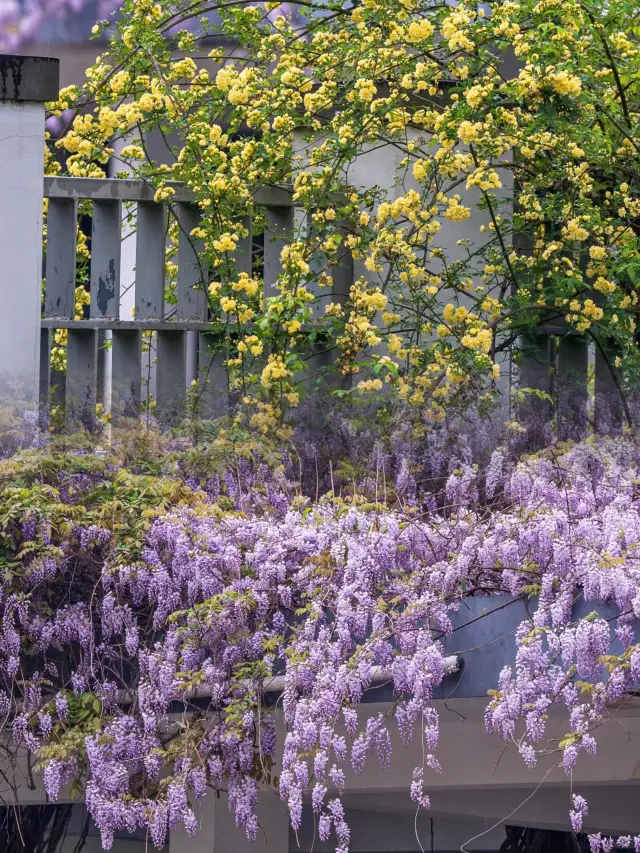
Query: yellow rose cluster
[[45, 0, 640, 423]]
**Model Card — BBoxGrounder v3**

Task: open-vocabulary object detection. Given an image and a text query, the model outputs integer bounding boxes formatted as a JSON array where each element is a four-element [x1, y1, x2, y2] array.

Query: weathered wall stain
[[96, 258, 116, 316]]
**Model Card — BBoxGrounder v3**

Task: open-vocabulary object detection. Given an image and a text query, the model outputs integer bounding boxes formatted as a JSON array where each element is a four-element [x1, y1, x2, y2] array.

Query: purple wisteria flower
[[0, 434, 640, 849]]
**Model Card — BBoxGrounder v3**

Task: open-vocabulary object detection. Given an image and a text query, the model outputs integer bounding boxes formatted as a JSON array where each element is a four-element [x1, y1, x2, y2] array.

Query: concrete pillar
[[0, 56, 59, 407], [169, 791, 289, 853]]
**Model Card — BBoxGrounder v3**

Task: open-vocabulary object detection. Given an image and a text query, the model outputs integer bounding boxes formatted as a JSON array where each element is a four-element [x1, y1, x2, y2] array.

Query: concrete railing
[[41, 175, 298, 427]]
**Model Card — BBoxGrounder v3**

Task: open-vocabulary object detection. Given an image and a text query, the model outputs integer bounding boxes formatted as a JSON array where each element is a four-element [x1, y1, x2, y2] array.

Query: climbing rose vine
[[45, 0, 640, 428], [1, 429, 640, 849]]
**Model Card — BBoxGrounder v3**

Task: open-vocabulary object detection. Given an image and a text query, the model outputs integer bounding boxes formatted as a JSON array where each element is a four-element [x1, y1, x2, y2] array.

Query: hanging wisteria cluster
[[1, 432, 640, 850], [0, 0, 111, 51]]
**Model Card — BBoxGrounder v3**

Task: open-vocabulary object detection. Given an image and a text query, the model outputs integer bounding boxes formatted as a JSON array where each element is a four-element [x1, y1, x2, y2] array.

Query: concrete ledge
[[363, 593, 639, 704], [0, 55, 60, 102]]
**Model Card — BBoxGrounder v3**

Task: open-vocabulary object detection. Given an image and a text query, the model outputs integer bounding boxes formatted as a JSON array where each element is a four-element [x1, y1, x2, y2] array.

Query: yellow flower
[[466, 84, 492, 108], [109, 71, 130, 93], [120, 145, 145, 160], [220, 297, 237, 314], [388, 334, 405, 355], [356, 79, 377, 102], [406, 18, 434, 43], [583, 299, 603, 319], [413, 159, 427, 181], [461, 327, 492, 353], [238, 307, 255, 323], [216, 68, 235, 91], [458, 121, 482, 145], [563, 218, 589, 241], [548, 70, 582, 97], [357, 378, 383, 392], [231, 273, 259, 296], [444, 197, 471, 222], [213, 233, 238, 253], [326, 303, 344, 317], [169, 58, 197, 80], [138, 93, 162, 112], [443, 304, 469, 324], [154, 186, 176, 202], [261, 355, 290, 386], [594, 276, 615, 294]]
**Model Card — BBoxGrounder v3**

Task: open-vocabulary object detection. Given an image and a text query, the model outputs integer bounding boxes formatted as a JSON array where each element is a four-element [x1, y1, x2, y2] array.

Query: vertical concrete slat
[[38, 328, 51, 416], [176, 203, 206, 391], [66, 329, 97, 430], [518, 333, 553, 438], [317, 224, 354, 386], [331, 227, 354, 307], [198, 332, 228, 419], [233, 214, 253, 277], [292, 207, 330, 386], [519, 333, 553, 396], [50, 334, 66, 416], [91, 198, 123, 411], [264, 206, 293, 301], [556, 336, 589, 439], [169, 791, 289, 853], [45, 198, 77, 319], [135, 201, 167, 320], [156, 330, 186, 425], [595, 346, 624, 432], [293, 206, 332, 321], [90, 200, 122, 321], [96, 328, 109, 409], [111, 329, 142, 422], [177, 203, 207, 321], [141, 331, 156, 412]]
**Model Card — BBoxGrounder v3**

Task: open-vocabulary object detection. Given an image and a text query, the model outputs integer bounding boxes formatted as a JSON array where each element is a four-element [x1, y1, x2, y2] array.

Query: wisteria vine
[[1, 431, 640, 850]]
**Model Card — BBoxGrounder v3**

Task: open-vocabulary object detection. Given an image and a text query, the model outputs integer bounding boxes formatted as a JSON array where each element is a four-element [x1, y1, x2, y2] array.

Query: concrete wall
[[293, 806, 505, 852], [169, 791, 289, 853]]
